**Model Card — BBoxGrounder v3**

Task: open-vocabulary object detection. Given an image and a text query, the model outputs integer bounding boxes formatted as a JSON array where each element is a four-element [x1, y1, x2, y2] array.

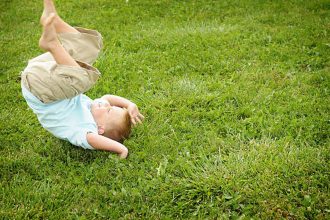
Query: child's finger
[[136, 117, 142, 124], [138, 113, 145, 120]]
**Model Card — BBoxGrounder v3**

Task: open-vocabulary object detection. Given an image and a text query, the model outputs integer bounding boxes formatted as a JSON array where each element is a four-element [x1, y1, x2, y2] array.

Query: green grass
[[1, 0, 329, 219]]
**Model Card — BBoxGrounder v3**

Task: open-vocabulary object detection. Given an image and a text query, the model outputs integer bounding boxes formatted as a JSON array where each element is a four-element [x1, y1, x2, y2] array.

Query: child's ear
[[98, 126, 105, 135]]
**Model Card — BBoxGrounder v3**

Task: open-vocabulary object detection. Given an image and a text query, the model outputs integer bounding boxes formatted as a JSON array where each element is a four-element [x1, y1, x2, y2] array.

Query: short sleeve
[[81, 131, 96, 150], [68, 128, 97, 150]]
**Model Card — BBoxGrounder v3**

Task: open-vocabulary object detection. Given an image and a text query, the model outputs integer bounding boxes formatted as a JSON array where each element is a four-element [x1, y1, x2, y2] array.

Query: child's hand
[[127, 103, 144, 125]]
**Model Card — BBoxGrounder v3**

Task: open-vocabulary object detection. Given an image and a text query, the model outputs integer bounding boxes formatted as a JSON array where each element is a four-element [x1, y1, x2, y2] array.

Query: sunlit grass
[[1, 0, 329, 219]]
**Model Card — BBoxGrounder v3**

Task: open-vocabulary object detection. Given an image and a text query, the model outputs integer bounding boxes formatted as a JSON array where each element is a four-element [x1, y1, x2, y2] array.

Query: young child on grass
[[21, 0, 144, 158]]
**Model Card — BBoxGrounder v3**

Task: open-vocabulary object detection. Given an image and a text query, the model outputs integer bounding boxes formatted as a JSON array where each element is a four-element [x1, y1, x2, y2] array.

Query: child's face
[[90, 99, 126, 133]]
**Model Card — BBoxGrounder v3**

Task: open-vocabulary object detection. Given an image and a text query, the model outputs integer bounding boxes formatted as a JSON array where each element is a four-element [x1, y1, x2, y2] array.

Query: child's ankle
[[39, 39, 60, 52], [46, 41, 61, 52]]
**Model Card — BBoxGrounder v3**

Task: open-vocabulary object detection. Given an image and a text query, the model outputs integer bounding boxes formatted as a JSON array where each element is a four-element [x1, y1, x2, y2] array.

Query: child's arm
[[101, 95, 144, 125], [86, 132, 128, 158], [101, 94, 132, 108]]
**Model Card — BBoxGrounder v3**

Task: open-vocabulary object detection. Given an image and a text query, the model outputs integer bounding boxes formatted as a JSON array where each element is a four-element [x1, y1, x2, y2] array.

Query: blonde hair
[[105, 109, 132, 143]]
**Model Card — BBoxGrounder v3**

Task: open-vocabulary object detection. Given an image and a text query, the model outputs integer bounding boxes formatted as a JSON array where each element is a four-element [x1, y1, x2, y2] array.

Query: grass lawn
[[1, 0, 329, 219]]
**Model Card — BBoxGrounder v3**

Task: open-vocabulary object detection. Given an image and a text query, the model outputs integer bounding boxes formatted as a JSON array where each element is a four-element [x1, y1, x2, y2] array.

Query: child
[[21, 0, 144, 158]]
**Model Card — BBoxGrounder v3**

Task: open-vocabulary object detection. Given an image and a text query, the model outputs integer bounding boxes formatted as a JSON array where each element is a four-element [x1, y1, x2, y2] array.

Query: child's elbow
[[119, 148, 128, 159]]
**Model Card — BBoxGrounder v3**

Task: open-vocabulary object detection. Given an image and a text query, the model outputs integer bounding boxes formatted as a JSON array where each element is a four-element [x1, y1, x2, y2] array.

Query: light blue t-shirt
[[22, 85, 97, 149]]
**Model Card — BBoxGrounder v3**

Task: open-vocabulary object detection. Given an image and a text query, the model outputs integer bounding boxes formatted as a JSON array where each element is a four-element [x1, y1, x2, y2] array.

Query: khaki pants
[[21, 27, 103, 103]]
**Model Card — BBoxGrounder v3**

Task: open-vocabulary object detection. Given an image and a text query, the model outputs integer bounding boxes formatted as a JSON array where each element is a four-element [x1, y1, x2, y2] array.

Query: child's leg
[[21, 13, 100, 103], [28, 0, 81, 64], [39, 14, 79, 67], [21, 1, 102, 103], [41, 0, 103, 65]]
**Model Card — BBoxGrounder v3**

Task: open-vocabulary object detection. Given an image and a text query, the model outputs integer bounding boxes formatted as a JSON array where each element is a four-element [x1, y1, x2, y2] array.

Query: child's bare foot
[[40, 0, 58, 25], [40, 0, 78, 34], [39, 13, 59, 51]]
